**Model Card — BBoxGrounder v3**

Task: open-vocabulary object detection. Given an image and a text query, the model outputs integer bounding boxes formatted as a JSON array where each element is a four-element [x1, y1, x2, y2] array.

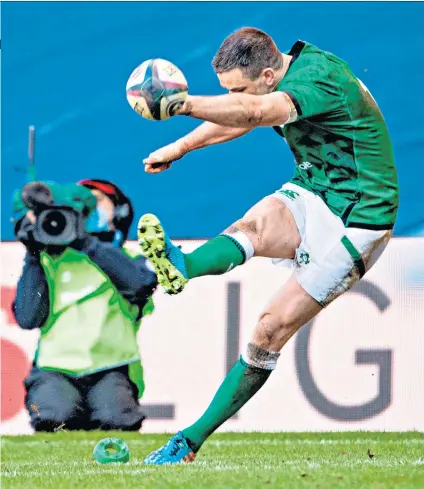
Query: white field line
[[2, 458, 424, 478], [2, 438, 424, 448], [209, 439, 424, 447]]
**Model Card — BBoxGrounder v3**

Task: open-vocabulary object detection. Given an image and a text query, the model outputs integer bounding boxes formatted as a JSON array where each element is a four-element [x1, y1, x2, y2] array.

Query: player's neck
[[272, 53, 293, 89]]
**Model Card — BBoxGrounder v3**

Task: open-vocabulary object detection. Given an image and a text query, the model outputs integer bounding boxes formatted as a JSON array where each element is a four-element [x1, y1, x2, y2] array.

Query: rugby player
[[137, 27, 399, 464]]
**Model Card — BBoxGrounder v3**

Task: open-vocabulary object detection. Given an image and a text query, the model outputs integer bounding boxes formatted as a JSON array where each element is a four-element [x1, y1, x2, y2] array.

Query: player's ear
[[262, 68, 276, 87]]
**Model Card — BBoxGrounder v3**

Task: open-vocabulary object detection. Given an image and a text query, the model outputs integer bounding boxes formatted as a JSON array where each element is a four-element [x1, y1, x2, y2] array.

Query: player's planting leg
[[137, 197, 299, 295], [143, 276, 322, 465]]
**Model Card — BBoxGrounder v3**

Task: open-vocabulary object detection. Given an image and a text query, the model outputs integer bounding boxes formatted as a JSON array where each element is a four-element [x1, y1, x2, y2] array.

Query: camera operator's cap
[[78, 179, 128, 206], [78, 179, 134, 240]]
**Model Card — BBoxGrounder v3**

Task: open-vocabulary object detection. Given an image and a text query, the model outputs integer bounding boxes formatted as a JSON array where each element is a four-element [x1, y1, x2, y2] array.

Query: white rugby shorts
[[271, 182, 392, 307]]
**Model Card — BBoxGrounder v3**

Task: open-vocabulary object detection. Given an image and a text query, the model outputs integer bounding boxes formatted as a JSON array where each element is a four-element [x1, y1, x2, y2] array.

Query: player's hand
[[144, 161, 173, 174], [143, 140, 188, 174]]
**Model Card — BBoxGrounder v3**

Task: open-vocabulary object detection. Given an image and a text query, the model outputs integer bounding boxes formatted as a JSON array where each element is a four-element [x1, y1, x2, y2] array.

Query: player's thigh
[[87, 367, 145, 430], [224, 196, 301, 259], [252, 274, 323, 352], [296, 227, 392, 307], [271, 183, 392, 307]]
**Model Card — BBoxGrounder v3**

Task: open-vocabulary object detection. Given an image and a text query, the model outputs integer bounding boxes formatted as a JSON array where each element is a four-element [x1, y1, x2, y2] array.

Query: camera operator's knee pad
[[87, 370, 146, 430], [24, 368, 86, 431]]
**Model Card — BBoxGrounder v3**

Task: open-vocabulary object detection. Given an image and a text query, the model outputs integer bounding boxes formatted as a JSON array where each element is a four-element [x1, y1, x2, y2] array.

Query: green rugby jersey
[[274, 41, 399, 229]]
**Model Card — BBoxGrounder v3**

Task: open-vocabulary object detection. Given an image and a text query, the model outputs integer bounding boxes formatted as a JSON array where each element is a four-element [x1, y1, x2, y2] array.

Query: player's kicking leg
[[137, 196, 300, 294]]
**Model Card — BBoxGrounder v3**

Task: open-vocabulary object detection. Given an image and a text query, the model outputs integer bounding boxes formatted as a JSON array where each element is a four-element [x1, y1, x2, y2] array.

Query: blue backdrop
[[2, 2, 424, 239]]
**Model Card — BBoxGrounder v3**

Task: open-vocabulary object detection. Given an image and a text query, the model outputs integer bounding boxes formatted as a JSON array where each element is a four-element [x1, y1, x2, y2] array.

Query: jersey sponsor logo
[[299, 161, 313, 170], [279, 189, 300, 201]]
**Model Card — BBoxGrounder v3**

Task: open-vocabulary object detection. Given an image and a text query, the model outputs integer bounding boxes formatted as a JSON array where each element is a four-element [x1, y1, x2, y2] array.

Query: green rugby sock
[[182, 357, 272, 453], [184, 235, 246, 279]]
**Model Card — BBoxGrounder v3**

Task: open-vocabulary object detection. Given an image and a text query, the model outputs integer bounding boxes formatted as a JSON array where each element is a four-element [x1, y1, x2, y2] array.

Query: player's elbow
[[256, 93, 290, 127]]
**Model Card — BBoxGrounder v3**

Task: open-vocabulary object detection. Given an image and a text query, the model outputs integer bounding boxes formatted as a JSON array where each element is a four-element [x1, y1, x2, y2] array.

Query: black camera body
[[18, 182, 86, 246], [33, 206, 85, 246]]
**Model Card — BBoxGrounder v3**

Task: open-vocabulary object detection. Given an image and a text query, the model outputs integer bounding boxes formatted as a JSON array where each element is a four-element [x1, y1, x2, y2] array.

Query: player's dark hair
[[212, 27, 283, 80]]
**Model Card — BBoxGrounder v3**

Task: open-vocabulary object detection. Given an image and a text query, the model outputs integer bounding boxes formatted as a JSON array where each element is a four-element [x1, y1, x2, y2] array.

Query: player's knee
[[230, 215, 267, 253], [254, 309, 298, 351], [230, 217, 260, 239], [233, 199, 291, 254]]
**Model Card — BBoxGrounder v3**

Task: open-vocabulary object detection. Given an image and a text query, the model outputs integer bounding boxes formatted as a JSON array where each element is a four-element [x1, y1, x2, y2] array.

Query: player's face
[[218, 67, 277, 95]]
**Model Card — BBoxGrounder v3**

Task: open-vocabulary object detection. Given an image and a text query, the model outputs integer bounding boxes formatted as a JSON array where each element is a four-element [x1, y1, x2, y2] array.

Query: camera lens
[[41, 210, 67, 236]]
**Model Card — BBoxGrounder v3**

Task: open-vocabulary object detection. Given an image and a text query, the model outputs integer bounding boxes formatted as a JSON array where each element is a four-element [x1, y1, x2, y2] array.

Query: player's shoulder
[[284, 40, 349, 80]]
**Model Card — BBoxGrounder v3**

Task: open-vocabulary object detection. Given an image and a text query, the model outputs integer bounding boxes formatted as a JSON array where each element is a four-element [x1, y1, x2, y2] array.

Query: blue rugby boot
[[144, 432, 196, 465], [137, 214, 188, 295]]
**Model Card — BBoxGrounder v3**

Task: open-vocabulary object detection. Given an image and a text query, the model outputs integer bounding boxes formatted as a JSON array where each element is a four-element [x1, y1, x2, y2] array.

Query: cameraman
[[12, 179, 157, 432]]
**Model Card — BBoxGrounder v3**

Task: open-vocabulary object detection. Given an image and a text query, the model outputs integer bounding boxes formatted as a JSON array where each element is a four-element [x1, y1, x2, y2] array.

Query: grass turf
[[2, 431, 424, 489]]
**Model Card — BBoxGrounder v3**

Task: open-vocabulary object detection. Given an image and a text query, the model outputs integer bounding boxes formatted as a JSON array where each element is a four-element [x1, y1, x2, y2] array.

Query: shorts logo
[[280, 189, 299, 201], [298, 252, 310, 265], [299, 161, 313, 170]]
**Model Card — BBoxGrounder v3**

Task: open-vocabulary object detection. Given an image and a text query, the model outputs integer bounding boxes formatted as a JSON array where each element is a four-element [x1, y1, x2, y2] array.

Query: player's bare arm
[[176, 92, 297, 128], [144, 122, 251, 173], [181, 122, 251, 151]]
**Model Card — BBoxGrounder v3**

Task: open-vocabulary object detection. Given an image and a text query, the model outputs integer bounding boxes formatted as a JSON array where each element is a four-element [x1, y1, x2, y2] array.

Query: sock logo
[[226, 263, 235, 272]]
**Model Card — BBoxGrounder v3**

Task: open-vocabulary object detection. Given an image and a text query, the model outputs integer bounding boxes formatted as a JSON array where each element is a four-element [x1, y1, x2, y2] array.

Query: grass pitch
[[2, 431, 424, 489]]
